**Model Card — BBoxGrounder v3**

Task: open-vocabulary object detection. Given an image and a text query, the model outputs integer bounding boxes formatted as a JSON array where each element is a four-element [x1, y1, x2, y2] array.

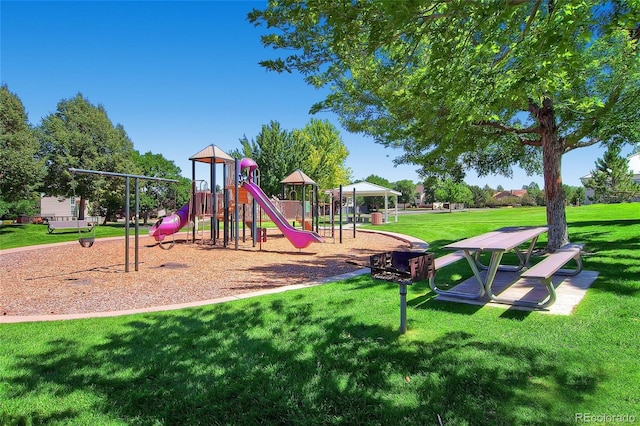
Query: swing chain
[[71, 173, 96, 248]]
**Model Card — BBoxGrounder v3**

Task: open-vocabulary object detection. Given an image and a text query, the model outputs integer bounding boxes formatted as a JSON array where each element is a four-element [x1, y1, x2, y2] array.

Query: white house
[[40, 196, 90, 220], [581, 152, 640, 204]]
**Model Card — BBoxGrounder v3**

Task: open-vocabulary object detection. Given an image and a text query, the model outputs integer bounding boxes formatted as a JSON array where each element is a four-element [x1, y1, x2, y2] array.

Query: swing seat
[[78, 237, 95, 248]]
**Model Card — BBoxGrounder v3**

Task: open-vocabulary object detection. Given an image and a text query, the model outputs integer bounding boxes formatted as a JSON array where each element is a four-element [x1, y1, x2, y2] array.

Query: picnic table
[[47, 220, 94, 234], [434, 226, 583, 308]]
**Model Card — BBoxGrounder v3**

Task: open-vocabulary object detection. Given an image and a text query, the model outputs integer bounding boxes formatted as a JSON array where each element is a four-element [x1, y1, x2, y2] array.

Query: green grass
[[1, 204, 639, 425], [0, 220, 280, 250], [0, 223, 138, 250]]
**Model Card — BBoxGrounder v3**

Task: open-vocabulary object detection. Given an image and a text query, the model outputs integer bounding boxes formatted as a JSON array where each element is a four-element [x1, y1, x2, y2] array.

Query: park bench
[[519, 243, 584, 308], [47, 220, 94, 234]]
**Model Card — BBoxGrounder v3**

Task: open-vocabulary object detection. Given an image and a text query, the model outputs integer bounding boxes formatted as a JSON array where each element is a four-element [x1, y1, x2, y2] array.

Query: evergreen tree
[[585, 146, 640, 203]]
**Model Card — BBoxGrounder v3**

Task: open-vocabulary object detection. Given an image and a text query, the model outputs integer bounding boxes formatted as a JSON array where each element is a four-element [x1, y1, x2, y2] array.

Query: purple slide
[[149, 202, 190, 241], [243, 181, 323, 249]]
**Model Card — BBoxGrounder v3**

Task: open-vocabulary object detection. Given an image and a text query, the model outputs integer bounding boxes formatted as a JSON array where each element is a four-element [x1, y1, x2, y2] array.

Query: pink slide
[[243, 181, 323, 249], [149, 202, 190, 241]]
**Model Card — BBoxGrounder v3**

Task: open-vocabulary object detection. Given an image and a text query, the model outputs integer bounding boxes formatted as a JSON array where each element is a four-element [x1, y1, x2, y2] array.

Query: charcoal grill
[[369, 251, 434, 333]]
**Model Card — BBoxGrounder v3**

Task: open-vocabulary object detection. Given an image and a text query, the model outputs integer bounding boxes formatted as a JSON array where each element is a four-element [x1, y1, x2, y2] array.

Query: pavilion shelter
[[329, 181, 401, 223], [189, 144, 234, 245], [280, 169, 319, 232]]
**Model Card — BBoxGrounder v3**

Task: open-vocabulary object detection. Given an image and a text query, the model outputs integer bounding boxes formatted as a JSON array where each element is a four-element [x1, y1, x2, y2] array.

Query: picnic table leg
[[461, 249, 489, 298], [554, 256, 584, 276], [479, 250, 506, 300], [513, 235, 540, 270], [429, 257, 485, 300]]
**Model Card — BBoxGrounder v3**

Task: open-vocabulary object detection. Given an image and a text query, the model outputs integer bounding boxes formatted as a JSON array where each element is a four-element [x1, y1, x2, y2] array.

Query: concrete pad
[[435, 270, 598, 315]]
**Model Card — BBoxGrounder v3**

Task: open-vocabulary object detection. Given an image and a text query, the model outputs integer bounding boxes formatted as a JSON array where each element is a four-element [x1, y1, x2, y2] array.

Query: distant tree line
[[0, 85, 353, 220], [1, 85, 192, 222], [2, 83, 635, 222]]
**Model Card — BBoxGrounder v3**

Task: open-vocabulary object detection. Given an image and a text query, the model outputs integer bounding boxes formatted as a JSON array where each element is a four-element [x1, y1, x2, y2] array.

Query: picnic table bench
[[519, 243, 584, 308], [47, 220, 94, 234], [430, 227, 585, 308]]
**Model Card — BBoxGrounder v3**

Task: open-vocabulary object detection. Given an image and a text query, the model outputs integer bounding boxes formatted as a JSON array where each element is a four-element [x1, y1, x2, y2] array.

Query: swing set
[[69, 168, 178, 272]]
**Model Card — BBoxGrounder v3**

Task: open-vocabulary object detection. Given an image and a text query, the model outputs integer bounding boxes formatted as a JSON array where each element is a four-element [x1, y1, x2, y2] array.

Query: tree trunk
[[536, 98, 569, 252], [78, 197, 86, 220]]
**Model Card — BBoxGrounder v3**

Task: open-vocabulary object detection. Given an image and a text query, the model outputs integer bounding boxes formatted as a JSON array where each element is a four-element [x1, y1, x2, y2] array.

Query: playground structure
[[71, 144, 369, 264], [280, 169, 319, 233], [148, 144, 324, 250], [240, 157, 323, 249]]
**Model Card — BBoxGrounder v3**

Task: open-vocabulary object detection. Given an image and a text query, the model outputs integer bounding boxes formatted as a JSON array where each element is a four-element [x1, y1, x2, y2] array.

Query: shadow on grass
[[569, 218, 640, 296], [4, 293, 602, 425]]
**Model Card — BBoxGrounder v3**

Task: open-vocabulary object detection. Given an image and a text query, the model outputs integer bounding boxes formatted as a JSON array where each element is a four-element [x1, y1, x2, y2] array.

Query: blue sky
[[1, 1, 626, 189]]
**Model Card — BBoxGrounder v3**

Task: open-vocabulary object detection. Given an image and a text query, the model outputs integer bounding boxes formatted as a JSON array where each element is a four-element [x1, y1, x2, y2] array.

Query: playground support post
[[191, 162, 196, 243], [339, 185, 343, 244], [125, 177, 130, 272], [234, 158, 240, 250], [135, 178, 140, 271], [353, 188, 356, 239]]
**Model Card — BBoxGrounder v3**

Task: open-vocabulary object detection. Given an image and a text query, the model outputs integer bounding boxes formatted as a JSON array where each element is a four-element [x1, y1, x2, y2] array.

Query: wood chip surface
[[1, 229, 407, 317]]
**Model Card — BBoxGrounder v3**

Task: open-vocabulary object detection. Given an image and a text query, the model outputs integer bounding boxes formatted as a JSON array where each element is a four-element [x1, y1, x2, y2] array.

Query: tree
[[237, 121, 308, 197], [483, 185, 497, 199], [523, 182, 544, 206], [584, 145, 640, 203], [132, 151, 191, 224], [421, 176, 439, 205], [572, 186, 586, 206], [39, 93, 137, 219], [0, 85, 45, 210], [393, 179, 416, 207], [249, 1, 640, 250], [468, 185, 489, 208], [435, 178, 473, 211], [293, 118, 352, 190], [236, 119, 351, 199]]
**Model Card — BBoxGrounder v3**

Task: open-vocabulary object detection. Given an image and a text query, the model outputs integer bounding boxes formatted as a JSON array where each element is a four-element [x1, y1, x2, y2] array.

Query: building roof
[[280, 169, 317, 186], [189, 144, 234, 164], [328, 181, 401, 197], [493, 189, 527, 199]]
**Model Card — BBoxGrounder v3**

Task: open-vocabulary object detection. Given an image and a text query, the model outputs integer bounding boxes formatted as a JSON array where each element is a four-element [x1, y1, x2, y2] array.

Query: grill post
[[369, 251, 434, 334], [399, 282, 408, 334]]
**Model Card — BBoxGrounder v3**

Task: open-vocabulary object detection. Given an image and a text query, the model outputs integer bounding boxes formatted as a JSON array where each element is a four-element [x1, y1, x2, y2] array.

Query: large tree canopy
[[249, 0, 640, 250], [292, 118, 351, 190], [0, 85, 45, 203], [236, 119, 351, 196], [39, 93, 137, 219]]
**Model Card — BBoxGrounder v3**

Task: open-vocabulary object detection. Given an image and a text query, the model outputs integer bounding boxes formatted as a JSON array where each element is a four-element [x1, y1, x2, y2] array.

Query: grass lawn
[[1, 204, 638, 425], [0, 222, 143, 250], [0, 219, 280, 250]]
